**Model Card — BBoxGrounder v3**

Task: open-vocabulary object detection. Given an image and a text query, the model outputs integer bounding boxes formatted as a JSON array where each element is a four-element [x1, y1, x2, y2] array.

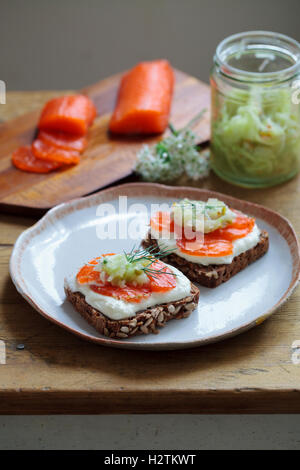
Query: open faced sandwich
[[64, 247, 199, 338], [142, 198, 269, 288]]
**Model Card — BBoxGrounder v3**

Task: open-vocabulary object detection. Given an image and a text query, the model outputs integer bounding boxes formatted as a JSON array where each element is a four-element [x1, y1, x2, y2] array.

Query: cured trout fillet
[[109, 60, 174, 135]]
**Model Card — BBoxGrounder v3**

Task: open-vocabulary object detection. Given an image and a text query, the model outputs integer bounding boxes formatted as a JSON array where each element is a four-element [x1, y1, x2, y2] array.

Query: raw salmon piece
[[38, 130, 87, 152], [213, 213, 255, 241], [32, 139, 80, 165], [177, 237, 234, 257], [38, 94, 97, 136], [150, 211, 174, 235], [176, 211, 255, 257], [90, 284, 151, 303], [147, 260, 177, 292], [109, 60, 174, 135], [76, 264, 101, 285], [12, 146, 62, 173]]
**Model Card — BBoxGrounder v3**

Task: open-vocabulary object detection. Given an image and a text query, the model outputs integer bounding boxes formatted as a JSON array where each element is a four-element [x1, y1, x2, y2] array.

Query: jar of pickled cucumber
[[210, 31, 300, 188]]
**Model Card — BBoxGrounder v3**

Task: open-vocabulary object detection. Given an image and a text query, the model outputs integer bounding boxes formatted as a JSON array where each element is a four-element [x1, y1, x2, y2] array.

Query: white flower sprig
[[135, 110, 210, 182]]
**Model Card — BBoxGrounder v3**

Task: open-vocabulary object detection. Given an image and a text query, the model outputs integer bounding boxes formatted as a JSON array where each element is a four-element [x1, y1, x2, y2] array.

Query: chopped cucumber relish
[[135, 111, 210, 182], [96, 253, 150, 287], [212, 87, 300, 179], [94, 246, 176, 287], [172, 198, 236, 233]]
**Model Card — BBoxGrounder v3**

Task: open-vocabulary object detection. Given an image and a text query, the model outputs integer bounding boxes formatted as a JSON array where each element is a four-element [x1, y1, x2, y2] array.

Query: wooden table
[[0, 92, 300, 414]]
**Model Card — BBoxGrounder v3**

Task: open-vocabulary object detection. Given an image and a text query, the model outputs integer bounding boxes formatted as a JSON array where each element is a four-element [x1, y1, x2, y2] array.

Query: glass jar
[[210, 31, 300, 188]]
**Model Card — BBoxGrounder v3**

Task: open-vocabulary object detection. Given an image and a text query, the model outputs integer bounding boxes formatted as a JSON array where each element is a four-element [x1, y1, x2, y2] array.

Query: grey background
[[0, 415, 300, 450], [1, 0, 300, 450], [1, 0, 300, 90]]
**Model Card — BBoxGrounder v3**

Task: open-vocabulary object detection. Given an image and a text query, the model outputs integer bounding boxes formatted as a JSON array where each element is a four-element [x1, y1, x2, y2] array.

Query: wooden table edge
[[0, 389, 299, 414]]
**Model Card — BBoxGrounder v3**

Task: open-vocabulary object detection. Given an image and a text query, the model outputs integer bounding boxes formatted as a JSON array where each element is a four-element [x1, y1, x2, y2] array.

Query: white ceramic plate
[[10, 183, 300, 350]]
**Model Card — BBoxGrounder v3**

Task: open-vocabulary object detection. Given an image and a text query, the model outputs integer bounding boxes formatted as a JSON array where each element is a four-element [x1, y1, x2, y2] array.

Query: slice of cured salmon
[[38, 94, 97, 136]]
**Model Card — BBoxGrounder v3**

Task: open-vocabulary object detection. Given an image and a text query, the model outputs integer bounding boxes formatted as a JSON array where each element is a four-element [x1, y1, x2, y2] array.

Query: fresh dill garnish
[[123, 244, 177, 277]]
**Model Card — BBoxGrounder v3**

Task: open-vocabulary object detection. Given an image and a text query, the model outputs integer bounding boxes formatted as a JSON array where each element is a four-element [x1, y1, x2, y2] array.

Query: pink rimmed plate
[[10, 183, 300, 350]]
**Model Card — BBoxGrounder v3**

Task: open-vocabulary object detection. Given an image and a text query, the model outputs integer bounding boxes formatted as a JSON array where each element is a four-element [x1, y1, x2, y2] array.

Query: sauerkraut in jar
[[210, 31, 300, 187]]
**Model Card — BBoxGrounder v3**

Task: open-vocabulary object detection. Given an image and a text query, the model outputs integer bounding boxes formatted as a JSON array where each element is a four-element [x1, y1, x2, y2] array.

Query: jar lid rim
[[215, 30, 300, 82]]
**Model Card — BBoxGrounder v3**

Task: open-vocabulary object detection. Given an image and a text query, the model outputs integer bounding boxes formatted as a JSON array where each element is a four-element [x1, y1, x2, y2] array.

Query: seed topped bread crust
[[64, 282, 199, 339], [142, 230, 269, 288]]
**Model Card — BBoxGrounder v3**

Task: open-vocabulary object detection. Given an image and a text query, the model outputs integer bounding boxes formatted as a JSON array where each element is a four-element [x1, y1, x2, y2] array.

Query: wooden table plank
[[0, 92, 299, 414]]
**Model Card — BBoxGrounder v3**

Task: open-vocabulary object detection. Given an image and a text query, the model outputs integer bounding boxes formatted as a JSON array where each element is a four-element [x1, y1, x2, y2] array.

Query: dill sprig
[[124, 245, 177, 278]]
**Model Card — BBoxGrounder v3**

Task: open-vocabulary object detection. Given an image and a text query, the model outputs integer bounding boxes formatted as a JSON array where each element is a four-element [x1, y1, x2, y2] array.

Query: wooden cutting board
[[0, 69, 210, 214]]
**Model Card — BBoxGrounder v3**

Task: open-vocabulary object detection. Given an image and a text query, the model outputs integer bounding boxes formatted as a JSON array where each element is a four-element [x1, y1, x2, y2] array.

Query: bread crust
[[65, 283, 199, 339], [142, 230, 269, 288]]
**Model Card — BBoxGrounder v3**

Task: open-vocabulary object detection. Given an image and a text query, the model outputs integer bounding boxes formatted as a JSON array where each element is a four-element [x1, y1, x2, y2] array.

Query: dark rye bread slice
[[142, 230, 269, 288], [64, 283, 199, 339]]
